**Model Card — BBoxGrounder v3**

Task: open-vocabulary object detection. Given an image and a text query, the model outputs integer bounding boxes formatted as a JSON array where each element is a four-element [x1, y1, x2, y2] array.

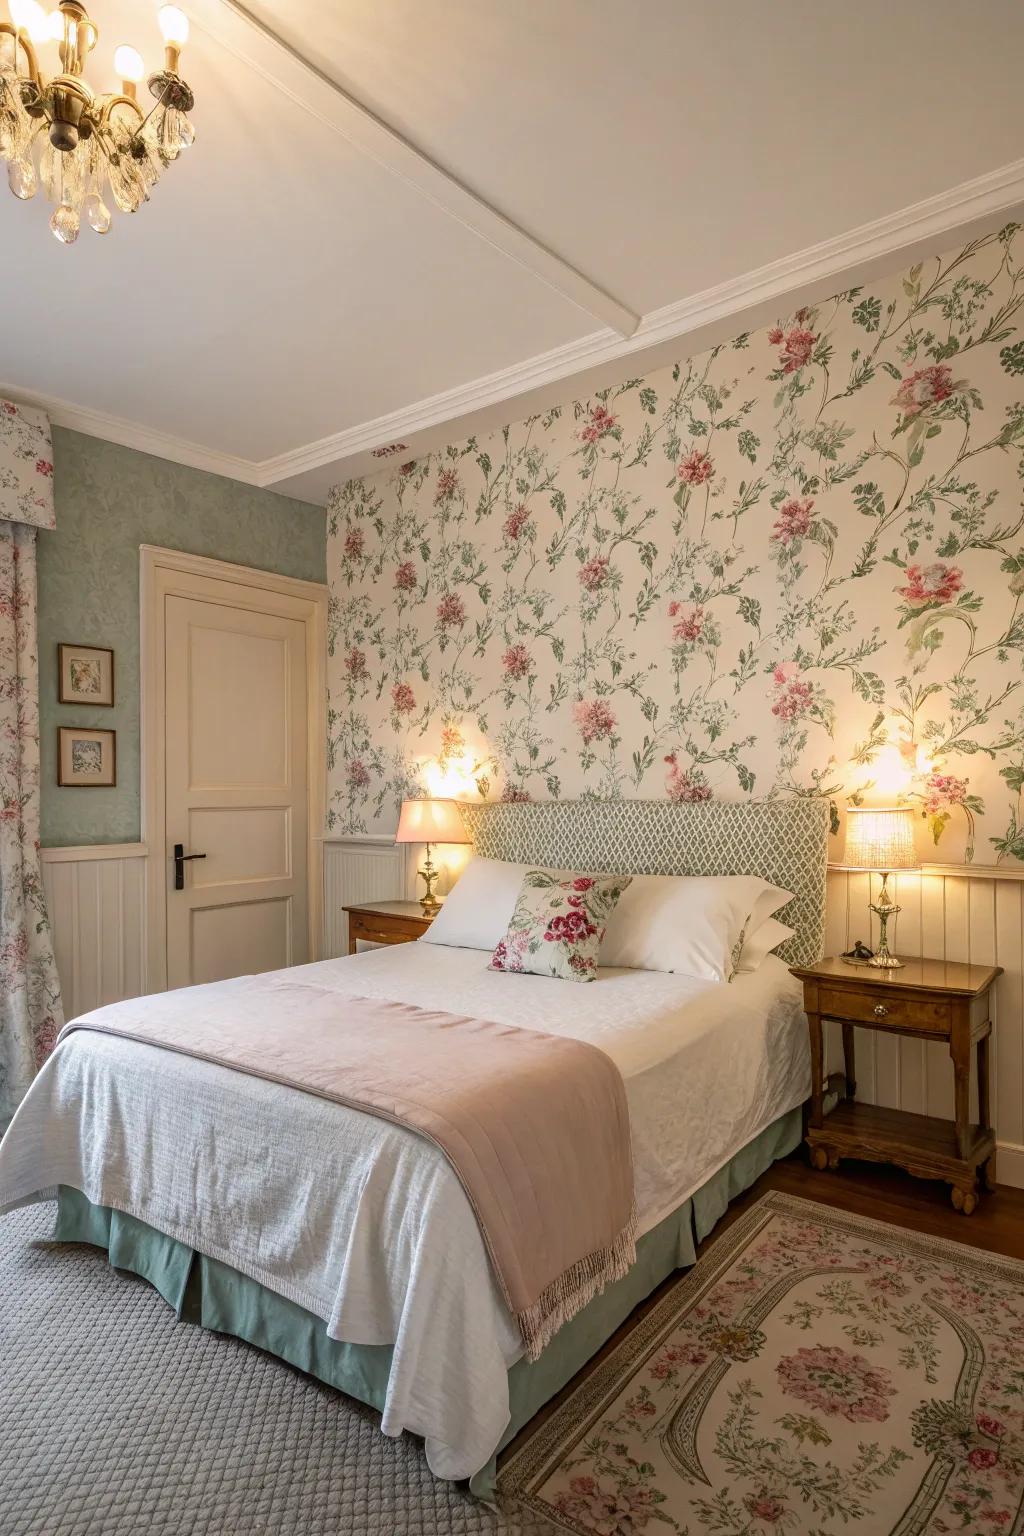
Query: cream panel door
[[165, 596, 308, 989]]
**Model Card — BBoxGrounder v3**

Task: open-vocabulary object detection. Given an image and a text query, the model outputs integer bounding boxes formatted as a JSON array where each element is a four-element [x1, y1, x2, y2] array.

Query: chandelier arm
[[96, 93, 144, 129], [0, 23, 43, 88], [128, 76, 173, 145]]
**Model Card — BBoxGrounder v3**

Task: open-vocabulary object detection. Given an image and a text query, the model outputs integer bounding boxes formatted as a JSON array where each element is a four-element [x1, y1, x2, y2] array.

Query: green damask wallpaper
[[326, 224, 1024, 864], [38, 428, 325, 847]]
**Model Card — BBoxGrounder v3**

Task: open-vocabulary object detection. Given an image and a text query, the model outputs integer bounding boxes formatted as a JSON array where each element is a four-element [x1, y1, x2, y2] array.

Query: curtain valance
[[0, 398, 55, 530]]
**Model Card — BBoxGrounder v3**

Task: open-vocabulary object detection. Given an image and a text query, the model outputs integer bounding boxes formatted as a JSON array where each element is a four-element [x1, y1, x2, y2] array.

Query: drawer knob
[[873, 1003, 889, 1017]]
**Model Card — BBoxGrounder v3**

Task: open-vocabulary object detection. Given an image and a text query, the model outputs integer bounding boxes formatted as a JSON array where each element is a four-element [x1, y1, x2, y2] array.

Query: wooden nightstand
[[790, 957, 1002, 1215], [343, 900, 438, 955]]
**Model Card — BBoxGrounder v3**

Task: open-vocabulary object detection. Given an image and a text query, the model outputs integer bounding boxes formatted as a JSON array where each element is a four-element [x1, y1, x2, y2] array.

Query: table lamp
[[840, 806, 919, 969], [395, 798, 470, 912]]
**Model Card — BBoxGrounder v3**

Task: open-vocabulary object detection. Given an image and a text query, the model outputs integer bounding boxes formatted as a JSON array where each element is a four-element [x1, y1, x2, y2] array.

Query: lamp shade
[[395, 798, 470, 844], [841, 806, 918, 871]]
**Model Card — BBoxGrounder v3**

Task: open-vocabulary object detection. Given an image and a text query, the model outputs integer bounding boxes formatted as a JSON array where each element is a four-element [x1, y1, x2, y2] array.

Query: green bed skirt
[[54, 1106, 802, 1500]]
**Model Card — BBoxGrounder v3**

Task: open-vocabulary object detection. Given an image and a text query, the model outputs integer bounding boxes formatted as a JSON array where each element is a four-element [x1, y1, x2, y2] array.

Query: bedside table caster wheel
[[827, 1150, 841, 1171], [950, 1185, 978, 1216], [809, 1146, 831, 1171]]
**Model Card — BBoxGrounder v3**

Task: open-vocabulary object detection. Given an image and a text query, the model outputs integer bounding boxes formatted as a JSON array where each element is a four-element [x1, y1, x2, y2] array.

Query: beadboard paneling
[[826, 866, 1024, 1188], [41, 845, 148, 1022], [322, 838, 412, 957]]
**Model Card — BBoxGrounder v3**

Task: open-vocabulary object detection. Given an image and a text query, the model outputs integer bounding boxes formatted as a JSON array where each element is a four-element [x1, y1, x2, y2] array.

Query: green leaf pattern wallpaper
[[326, 224, 1024, 864]]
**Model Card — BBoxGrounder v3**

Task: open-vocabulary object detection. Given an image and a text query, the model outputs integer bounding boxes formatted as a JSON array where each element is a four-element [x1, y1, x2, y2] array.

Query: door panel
[[166, 595, 308, 989]]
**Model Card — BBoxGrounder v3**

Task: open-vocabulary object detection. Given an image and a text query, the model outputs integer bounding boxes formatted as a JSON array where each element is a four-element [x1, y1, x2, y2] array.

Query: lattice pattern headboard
[[458, 799, 829, 968]]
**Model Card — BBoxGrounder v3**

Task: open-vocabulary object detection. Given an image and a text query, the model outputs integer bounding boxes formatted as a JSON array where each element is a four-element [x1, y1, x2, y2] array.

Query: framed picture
[[58, 643, 114, 706], [58, 727, 117, 787]]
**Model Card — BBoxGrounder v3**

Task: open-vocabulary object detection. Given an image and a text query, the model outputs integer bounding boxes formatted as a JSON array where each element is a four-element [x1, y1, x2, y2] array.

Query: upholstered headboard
[[458, 798, 829, 968]]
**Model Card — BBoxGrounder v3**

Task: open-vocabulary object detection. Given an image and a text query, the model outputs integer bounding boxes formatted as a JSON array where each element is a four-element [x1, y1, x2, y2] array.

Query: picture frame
[[58, 643, 114, 707], [58, 726, 117, 787]]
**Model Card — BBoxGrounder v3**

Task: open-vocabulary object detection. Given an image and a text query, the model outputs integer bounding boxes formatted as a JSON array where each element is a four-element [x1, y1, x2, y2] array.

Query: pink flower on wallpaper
[[577, 555, 610, 592], [343, 526, 364, 560], [400, 461, 417, 475], [501, 642, 531, 679], [343, 646, 367, 680], [500, 783, 531, 803], [922, 772, 969, 814], [391, 681, 416, 714], [769, 325, 817, 373], [346, 758, 370, 789], [977, 1413, 1006, 1439], [772, 497, 815, 545], [893, 363, 955, 418], [668, 600, 704, 642], [745, 1495, 788, 1525], [394, 561, 417, 591], [2, 402, 16, 415], [440, 722, 465, 760], [898, 561, 964, 607], [437, 592, 467, 628], [969, 1448, 999, 1470], [34, 459, 53, 477], [434, 467, 460, 504], [676, 449, 715, 485], [503, 503, 532, 540], [665, 753, 712, 803], [771, 661, 814, 721], [573, 697, 616, 745], [777, 1345, 896, 1422], [578, 404, 618, 444]]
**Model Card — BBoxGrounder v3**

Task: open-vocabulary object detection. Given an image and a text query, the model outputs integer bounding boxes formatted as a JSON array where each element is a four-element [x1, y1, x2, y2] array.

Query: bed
[[0, 798, 829, 1496]]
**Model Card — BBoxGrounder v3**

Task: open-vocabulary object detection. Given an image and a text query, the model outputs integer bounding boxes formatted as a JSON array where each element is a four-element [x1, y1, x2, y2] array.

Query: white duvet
[[0, 944, 808, 1480]]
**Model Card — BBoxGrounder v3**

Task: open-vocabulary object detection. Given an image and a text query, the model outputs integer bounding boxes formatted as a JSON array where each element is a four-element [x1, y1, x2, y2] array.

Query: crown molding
[[1, 383, 264, 488], [10, 158, 1024, 506], [261, 157, 1024, 497]]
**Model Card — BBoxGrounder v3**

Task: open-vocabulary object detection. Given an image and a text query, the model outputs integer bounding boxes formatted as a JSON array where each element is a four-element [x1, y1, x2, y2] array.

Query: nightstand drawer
[[819, 986, 951, 1035]]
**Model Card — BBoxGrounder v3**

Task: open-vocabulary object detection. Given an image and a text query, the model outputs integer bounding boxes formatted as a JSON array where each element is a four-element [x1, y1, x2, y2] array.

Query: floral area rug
[[497, 1191, 1024, 1535]]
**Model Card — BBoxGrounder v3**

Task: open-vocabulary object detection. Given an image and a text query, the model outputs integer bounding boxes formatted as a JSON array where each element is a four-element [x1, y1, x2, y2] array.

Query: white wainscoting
[[41, 844, 149, 1021], [825, 864, 1024, 1188], [322, 837, 415, 957]]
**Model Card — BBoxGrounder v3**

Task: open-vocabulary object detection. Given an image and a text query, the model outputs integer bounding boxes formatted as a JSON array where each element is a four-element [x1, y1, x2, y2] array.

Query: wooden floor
[[501, 1150, 1024, 1463]]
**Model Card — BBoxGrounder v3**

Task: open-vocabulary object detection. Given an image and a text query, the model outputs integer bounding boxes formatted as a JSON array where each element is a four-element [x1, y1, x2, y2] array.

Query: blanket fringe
[[516, 1201, 639, 1361]]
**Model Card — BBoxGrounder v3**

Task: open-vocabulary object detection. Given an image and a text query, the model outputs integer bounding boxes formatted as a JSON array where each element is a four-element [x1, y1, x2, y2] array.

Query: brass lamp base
[[417, 842, 441, 912], [867, 870, 903, 968]]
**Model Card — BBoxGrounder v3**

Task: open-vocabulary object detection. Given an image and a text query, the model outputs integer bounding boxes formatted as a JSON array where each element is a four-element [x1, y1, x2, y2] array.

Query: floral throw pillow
[[490, 870, 632, 982]]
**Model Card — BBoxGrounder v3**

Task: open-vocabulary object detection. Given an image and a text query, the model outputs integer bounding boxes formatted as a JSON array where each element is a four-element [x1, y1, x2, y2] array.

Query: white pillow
[[599, 874, 794, 982], [733, 916, 795, 974], [421, 857, 531, 951]]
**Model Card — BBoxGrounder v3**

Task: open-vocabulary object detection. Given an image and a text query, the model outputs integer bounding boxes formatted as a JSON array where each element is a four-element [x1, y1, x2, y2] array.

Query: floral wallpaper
[[0, 397, 55, 531], [326, 224, 1024, 865]]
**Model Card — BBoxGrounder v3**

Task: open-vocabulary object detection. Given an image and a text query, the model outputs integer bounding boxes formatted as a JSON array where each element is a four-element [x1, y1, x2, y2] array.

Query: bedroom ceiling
[[3, 0, 1024, 503]]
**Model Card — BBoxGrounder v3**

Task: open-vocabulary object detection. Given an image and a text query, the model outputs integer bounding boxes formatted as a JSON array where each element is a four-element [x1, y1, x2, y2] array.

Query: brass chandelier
[[0, 0, 195, 243]]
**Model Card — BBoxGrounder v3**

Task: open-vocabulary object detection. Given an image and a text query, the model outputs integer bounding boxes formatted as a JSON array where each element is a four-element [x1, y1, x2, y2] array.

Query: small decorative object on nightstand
[[837, 806, 919, 968], [343, 900, 438, 955], [395, 798, 470, 912], [791, 957, 1002, 1214]]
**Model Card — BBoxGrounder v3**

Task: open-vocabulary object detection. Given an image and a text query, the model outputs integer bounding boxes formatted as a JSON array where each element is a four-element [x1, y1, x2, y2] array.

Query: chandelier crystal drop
[[0, 0, 195, 243]]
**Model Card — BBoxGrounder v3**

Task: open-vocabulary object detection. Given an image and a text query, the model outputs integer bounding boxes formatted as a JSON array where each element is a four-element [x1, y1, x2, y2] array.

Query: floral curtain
[[1, 399, 62, 1134]]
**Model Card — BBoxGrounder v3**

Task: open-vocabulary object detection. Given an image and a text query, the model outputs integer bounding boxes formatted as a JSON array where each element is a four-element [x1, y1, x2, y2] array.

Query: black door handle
[[173, 842, 207, 891]]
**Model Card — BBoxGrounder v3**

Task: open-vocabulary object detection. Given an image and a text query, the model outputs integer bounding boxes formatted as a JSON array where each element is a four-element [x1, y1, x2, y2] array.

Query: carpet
[[498, 1191, 1024, 1535], [0, 1201, 554, 1536]]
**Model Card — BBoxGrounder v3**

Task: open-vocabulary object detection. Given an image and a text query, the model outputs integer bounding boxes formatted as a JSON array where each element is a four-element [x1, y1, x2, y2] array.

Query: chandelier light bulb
[[113, 43, 144, 82], [157, 5, 188, 46], [9, 0, 48, 42]]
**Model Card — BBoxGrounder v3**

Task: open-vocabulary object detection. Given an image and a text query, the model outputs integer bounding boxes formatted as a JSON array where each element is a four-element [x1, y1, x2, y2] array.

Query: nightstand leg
[[807, 1011, 824, 1129], [977, 1030, 991, 1133], [841, 1022, 856, 1100], [951, 1028, 972, 1163]]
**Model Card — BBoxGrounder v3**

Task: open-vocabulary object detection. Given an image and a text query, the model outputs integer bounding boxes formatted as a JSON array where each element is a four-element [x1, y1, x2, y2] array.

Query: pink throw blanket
[[60, 985, 637, 1357]]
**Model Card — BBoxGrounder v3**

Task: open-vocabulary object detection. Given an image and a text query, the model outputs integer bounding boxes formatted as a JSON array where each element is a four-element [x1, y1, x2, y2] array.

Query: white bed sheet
[[0, 945, 808, 1480]]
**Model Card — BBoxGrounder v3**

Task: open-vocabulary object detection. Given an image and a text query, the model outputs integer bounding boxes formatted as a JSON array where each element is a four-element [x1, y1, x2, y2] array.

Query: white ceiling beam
[[186, 0, 641, 338]]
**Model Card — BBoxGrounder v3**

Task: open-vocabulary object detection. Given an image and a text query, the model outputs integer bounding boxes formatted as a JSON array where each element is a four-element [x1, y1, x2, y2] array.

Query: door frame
[[140, 544, 328, 993]]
